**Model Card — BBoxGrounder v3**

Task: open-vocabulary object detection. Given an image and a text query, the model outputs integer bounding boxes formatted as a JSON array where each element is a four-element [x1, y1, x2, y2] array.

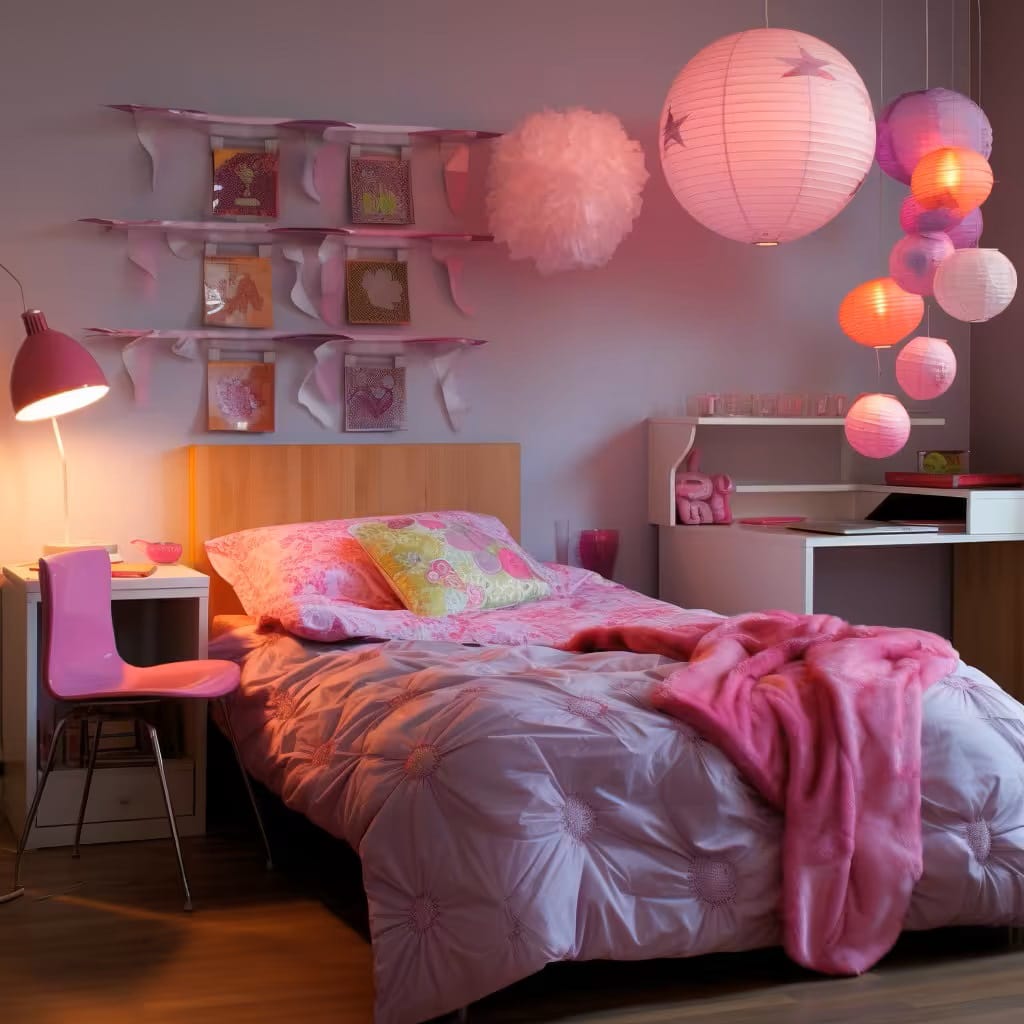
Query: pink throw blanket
[[566, 611, 958, 975]]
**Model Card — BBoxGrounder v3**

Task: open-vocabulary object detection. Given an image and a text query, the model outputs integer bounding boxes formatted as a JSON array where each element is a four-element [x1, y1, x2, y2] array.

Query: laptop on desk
[[786, 520, 941, 536]]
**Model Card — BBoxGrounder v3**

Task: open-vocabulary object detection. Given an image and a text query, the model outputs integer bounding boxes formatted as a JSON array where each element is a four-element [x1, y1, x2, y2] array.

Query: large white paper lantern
[[659, 28, 876, 245], [933, 248, 1017, 323]]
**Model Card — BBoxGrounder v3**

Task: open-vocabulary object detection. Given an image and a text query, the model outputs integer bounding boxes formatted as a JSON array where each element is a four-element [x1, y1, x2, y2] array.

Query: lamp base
[[42, 540, 122, 563]]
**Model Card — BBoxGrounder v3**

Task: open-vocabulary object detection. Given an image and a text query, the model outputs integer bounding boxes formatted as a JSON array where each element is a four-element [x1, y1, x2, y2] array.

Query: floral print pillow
[[350, 514, 551, 617], [205, 519, 403, 618]]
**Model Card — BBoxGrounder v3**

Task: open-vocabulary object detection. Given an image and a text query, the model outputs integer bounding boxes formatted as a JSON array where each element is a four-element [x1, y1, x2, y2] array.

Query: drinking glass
[[753, 393, 778, 417], [554, 519, 571, 565], [778, 393, 804, 416], [578, 529, 619, 579], [722, 392, 752, 417]]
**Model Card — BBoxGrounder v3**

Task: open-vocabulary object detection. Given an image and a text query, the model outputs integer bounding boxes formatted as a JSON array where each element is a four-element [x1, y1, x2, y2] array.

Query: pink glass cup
[[578, 529, 619, 579]]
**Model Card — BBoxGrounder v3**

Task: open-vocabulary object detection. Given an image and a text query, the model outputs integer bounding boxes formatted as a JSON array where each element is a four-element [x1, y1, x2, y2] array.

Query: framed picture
[[212, 144, 279, 219], [207, 355, 276, 433], [344, 355, 407, 432], [350, 154, 414, 225], [346, 259, 410, 325], [204, 252, 274, 328]]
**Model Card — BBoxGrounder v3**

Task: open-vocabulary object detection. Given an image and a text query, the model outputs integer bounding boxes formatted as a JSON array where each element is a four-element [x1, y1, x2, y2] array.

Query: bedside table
[[1, 564, 210, 849]]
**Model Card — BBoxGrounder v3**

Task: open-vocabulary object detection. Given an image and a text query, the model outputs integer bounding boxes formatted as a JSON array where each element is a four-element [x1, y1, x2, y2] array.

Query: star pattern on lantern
[[662, 108, 689, 150], [779, 47, 835, 80]]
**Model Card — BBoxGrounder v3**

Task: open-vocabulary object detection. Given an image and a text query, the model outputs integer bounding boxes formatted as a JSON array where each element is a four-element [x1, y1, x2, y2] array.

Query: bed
[[189, 443, 1024, 1024]]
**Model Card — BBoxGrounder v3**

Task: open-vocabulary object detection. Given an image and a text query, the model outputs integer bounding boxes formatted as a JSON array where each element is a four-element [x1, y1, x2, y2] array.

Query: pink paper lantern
[[946, 207, 983, 249], [899, 193, 963, 236], [895, 336, 957, 400], [659, 28, 876, 245], [876, 88, 992, 184], [844, 394, 911, 458], [888, 232, 954, 296]]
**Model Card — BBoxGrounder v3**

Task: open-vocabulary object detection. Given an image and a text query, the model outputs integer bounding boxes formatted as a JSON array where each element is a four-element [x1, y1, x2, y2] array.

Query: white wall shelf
[[648, 416, 948, 526]]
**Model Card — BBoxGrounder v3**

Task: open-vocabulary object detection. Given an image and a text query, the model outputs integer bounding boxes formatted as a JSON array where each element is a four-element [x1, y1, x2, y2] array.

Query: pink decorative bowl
[[132, 539, 183, 564]]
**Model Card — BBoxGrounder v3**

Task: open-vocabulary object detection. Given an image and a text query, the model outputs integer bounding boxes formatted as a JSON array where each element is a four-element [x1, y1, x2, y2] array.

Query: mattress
[[212, 608, 1024, 1024]]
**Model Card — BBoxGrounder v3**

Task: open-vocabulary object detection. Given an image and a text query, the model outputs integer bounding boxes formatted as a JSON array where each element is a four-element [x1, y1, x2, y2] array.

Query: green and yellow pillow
[[350, 513, 551, 617]]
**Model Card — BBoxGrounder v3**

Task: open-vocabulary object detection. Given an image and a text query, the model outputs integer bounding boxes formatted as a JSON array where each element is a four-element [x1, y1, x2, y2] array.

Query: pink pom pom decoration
[[875, 88, 992, 184], [888, 232, 954, 296], [946, 207, 983, 249], [844, 394, 911, 459], [486, 108, 648, 274], [895, 336, 957, 400], [899, 193, 963, 236]]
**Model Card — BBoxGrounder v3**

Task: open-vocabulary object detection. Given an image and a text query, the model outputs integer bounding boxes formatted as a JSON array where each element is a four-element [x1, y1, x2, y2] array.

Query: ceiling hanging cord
[[764, 0, 769, 28], [925, 0, 931, 88], [976, 0, 982, 107], [878, 0, 888, 391]]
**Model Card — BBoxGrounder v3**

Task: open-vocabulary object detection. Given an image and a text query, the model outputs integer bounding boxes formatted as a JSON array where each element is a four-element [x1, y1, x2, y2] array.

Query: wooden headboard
[[188, 442, 521, 620]]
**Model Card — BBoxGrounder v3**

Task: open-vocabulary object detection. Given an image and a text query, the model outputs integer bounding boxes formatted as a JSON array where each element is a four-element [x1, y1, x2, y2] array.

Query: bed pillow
[[205, 519, 403, 618], [350, 514, 551, 616]]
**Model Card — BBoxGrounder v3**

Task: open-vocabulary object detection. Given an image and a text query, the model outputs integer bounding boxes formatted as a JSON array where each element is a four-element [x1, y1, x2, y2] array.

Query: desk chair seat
[[0, 548, 272, 910]]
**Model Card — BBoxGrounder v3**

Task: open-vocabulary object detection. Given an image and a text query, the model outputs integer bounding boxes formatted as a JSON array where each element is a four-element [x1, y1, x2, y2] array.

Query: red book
[[884, 472, 1024, 489]]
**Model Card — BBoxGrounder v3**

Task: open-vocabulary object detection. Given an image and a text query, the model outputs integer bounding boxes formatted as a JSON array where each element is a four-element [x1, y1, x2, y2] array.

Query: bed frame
[[187, 442, 521, 621]]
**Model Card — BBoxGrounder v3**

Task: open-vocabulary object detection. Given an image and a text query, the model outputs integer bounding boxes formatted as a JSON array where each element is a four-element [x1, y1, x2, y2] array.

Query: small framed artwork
[[344, 355, 407, 432], [212, 142, 279, 219], [204, 250, 274, 328], [207, 351, 276, 433], [350, 153, 414, 225], [346, 258, 410, 325]]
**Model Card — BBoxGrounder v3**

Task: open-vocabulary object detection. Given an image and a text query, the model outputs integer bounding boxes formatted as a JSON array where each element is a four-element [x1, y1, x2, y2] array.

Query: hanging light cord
[[0, 260, 26, 311], [976, 0, 982, 106], [764, 0, 769, 28], [925, 0, 930, 88]]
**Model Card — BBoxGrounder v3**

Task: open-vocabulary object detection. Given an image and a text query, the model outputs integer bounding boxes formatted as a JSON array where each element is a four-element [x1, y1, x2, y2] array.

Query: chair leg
[[6, 716, 70, 899], [144, 722, 193, 912], [73, 719, 103, 858], [219, 697, 273, 870]]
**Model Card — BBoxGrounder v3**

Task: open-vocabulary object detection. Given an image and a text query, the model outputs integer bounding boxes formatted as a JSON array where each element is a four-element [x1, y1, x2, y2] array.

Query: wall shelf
[[648, 416, 948, 527], [108, 104, 501, 141]]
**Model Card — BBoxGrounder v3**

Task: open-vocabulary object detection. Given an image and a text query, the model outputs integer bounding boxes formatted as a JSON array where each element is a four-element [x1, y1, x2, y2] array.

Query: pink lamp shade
[[888, 232, 954, 296], [10, 311, 109, 421], [898, 193, 963, 236], [844, 394, 911, 458], [895, 336, 957, 400], [876, 88, 992, 184], [946, 207, 983, 249], [659, 28, 876, 245]]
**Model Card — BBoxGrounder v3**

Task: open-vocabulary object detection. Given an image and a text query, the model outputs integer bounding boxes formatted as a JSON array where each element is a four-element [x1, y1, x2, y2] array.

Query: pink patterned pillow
[[204, 511, 529, 620], [205, 519, 402, 618]]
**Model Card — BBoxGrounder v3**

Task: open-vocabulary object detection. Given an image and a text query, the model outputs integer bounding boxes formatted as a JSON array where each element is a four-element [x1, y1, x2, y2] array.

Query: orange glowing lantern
[[838, 277, 924, 348], [910, 146, 993, 216]]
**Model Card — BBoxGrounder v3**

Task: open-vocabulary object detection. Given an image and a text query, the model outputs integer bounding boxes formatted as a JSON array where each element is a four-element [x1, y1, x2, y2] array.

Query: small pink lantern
[[844, 394, 911, 458], [946, 207, 983, 249], [899, 193, 963, 236], [888, 232, 954, 296], [895, 337, 957, 400], [659, 27, 876, 245], [876, 87, 992, 184]]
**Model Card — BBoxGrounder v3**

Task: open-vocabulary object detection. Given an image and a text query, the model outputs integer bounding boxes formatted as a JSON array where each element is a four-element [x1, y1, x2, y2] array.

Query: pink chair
[[2, 548, 272, 910]]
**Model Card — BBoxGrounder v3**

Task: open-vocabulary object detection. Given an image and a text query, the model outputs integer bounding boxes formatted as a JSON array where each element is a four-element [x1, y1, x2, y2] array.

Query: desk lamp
[[4, 262, 116, 557]]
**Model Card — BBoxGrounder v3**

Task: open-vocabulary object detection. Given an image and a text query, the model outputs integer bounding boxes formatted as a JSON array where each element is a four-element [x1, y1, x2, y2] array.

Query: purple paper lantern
[[899, 193, 963, 235], [946, 207, 984, 249], [875, 88, 992, 184], [889, 232, 955, 296]]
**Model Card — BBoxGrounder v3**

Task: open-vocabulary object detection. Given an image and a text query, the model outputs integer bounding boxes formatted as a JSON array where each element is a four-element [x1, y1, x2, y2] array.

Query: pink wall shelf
[[86, 328, 487, 430], [108, 104, 501, 141], [108, 104, 498, 215], [80, 220, 491, 319]]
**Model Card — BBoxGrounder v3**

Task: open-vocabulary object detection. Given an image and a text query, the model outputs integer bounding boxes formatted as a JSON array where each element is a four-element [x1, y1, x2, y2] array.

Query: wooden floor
[[2, 821, 1024, 1024]]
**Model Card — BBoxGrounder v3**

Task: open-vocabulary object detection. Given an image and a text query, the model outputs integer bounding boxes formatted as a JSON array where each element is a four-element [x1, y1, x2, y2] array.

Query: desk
[[1, 564, 210, 849]]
